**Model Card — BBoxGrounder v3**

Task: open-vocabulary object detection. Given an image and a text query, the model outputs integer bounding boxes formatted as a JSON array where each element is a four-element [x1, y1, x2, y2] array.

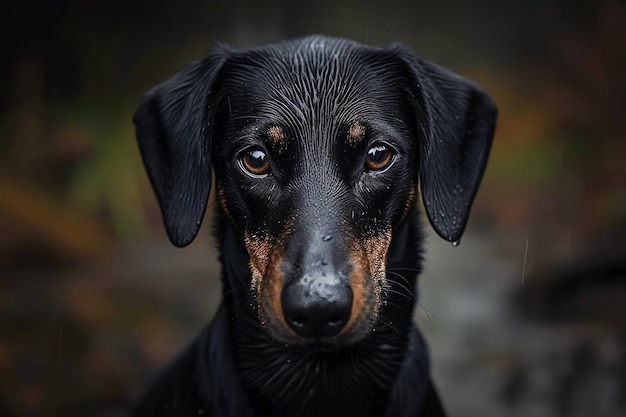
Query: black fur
[[133, 35, 497, 417]]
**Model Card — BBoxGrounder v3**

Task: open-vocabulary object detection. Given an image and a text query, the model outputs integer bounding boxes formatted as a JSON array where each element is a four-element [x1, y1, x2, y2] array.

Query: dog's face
[[134, 36, 496, 347], [211, 45, 418, 344]]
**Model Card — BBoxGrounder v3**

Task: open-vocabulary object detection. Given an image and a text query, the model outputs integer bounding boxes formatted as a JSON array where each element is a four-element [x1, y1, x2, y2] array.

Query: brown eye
[[240, 148, 271, 177], [365, 143, 394, 172]]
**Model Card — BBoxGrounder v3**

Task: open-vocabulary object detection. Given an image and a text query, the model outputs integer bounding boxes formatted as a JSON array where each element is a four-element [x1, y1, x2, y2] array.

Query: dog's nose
[[281, 273, 353, 339]]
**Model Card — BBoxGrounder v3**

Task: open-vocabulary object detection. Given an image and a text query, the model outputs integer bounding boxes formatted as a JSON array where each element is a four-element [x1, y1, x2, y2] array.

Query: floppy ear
[[133, 50, 228, 247], [398, 49, 497, 243]]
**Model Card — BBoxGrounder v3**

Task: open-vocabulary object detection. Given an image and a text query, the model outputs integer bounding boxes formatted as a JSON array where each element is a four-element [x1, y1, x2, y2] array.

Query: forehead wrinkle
[[228, 47, 407, 154], [276, 51, 370, 110], [267, 78, 378, 133]]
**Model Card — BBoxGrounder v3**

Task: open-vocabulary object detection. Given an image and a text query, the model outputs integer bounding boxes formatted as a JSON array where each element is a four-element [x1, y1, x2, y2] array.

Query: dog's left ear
[[134, 50, 228, 247], [398, 49, 497, 243]]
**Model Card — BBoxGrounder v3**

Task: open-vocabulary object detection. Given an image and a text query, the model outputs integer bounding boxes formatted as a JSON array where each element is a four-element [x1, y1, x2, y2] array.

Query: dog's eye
[[240, 148, 271, 177], [365, 143, 395, 172]]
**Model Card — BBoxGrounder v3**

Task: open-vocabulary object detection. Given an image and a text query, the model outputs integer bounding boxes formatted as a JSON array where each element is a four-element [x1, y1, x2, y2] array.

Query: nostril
[[284, 306, 350, 339], [327, 314, 345, 328], [290, 316, 306, 329], [282, 280, 353, 340]]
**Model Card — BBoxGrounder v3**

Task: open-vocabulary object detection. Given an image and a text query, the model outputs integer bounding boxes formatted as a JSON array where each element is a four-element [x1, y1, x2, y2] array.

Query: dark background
[[1, 0, 625, 416]]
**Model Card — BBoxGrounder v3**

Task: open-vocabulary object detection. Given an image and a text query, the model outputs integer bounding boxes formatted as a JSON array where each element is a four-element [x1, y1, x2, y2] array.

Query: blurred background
[[1, 0, 624, 416]]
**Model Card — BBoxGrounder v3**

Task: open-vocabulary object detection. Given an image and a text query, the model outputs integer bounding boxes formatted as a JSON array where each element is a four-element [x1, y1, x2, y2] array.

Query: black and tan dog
[[133, 35, 497, 417]]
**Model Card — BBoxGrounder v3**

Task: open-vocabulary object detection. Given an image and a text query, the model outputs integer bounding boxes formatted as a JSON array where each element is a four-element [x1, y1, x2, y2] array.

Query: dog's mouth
[[245, 230, 392, 346], [282, 338, 351, 352]]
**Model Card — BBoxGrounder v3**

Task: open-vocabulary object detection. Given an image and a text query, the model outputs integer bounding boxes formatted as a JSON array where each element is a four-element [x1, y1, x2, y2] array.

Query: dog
[[133, 35, 497, 417]]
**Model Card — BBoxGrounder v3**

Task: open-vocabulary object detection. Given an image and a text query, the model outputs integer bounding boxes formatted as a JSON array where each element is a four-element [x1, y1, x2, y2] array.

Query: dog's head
[[134, 36, 496, 346]]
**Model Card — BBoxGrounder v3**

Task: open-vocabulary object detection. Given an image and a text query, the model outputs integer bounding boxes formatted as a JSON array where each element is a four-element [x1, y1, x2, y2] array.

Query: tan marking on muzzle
[[244, 233, 274, 291], [244, 222, 293, 329], [344, 230, 392, 334]]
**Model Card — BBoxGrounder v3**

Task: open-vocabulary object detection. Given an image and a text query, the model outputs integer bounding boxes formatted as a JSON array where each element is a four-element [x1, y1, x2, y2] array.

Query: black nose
[[281, 275, 353, 339]]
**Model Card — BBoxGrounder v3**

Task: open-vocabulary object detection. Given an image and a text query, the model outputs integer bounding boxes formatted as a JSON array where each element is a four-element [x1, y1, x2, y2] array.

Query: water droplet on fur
[[452, 240, 461, 247], [323, 235, 332, 242]]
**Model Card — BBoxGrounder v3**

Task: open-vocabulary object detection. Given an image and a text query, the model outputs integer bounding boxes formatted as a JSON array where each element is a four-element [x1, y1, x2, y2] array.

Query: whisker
[[386, 253, 422, 262], [381, 299, 410, 314], [374, 316, 401, 336], [385, 272, 415, 297], [384, 288, 415, 302], [207, 283, 255, 321], [385, 270, 413, 289], [387, 267, 422, 274], [416, 302, 437, 321]]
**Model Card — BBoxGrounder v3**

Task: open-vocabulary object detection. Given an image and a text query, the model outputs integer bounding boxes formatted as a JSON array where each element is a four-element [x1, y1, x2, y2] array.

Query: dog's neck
[[213, 209, 424, 417]]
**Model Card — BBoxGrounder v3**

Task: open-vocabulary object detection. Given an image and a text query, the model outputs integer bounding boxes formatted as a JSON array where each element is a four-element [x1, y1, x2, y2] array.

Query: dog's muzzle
[[280, 232, 354, 341]]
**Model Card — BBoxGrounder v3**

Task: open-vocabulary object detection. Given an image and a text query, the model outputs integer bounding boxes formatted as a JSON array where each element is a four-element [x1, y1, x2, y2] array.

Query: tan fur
[[266, 125, 286, 146], [347, 121, 366, 146], [344, 230, 392, 334], [245, 220, 393, 340]]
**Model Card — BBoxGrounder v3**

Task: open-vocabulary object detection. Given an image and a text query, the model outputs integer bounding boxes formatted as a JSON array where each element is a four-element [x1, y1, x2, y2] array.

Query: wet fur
[[133, 36, 496, 417]]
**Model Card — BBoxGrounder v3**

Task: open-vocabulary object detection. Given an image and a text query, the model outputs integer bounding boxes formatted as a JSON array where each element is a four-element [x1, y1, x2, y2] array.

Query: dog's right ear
[[134, 51, 228, 247]]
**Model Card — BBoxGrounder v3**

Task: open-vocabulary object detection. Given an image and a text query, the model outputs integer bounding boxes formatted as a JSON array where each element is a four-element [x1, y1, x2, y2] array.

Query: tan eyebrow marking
[[347, 121, 366, 146], [267, 125, 286, 146]]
